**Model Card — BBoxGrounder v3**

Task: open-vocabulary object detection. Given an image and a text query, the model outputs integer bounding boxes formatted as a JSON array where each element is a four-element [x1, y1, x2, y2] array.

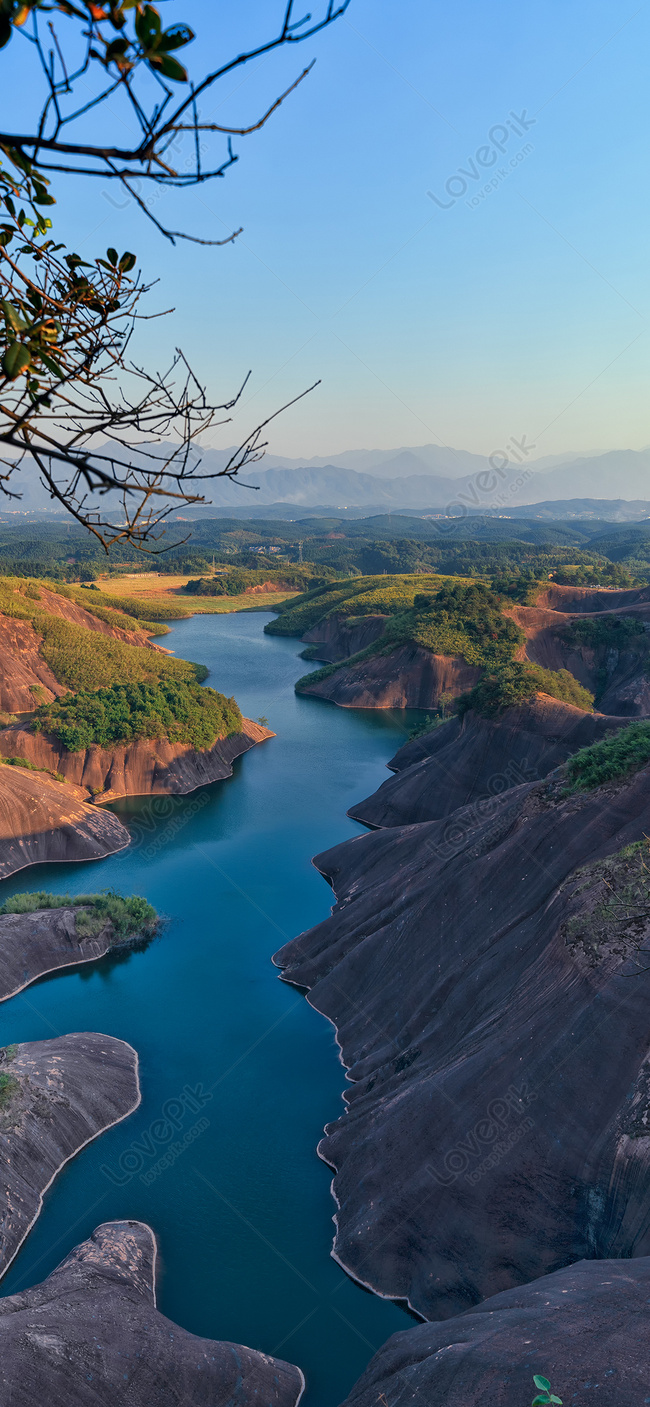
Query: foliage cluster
[[32, 679, 241, 752], [385, 583, 524, 667], [0, 888, 158, 942], [564, 721, 650, 792], [266, 574, 459, 637], [458, 663, 595, 718], [183, 564, 333, 596], [561, 615, 647, 650]]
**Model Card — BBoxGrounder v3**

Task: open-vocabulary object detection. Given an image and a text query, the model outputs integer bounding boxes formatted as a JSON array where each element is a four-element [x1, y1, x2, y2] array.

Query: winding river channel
[[0, 610, 416, 1407]]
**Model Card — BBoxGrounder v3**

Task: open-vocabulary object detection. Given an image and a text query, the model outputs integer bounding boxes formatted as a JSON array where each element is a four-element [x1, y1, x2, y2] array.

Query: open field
[[95, 574, 298, 615]]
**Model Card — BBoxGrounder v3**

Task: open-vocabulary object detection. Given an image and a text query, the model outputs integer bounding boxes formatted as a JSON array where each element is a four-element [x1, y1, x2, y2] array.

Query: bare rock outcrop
[[0, 1219, 305, 1406], [0, 906, 151, 1002], [0, 718, 273, 802], [302, 612, 389, 663], [297, 645, 480, 708], [274, 762, 650, 1321], [343, 1256, 650, 1407], [0, 766, 130, 878], [0, 1035, 140, 1277], [349, 696, 630, 828]]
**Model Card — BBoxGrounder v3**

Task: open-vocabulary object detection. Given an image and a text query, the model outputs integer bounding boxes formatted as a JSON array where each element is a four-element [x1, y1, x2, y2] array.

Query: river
[[0, 610, 416, 1406]]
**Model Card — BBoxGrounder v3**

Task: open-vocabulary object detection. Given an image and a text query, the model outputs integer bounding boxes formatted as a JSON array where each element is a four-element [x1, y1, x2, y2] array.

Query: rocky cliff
[[302, 611, 389, 663], [0, 906, 149, 1002], [0, 718, 273, 802], [298, 646, 481, 708], [343, 1256, 650, 1407], [274, 760, 650, 1322], [0, 1035, 140, 1278], [0, 766, 130, 878], [0, 1219, 304, 1406], [349, 695, 630, 828]]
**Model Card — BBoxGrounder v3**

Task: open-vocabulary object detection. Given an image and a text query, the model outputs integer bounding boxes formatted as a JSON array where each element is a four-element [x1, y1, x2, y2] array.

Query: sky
[[3, 1, 650, 462]]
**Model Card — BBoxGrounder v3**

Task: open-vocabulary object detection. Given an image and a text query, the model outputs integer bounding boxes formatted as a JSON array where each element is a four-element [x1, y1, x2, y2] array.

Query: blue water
[[0, 611, 417, 1406]]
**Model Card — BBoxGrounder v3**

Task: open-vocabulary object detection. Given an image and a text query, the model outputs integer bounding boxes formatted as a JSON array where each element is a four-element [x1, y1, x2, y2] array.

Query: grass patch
[[0, 1070, 18, 1110], [458, 663, 595, 718], [32, 679, 242, 752], [266, 574, 470, 638], [35, 614, 205, 693], [0, 889, 158, 942], [564, 720, 650, 792]]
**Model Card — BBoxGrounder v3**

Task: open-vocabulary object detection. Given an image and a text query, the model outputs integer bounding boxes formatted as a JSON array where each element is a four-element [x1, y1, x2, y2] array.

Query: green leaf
[[135, 2, 160, 46], [550, 1398, 562, 1404], [160, 21, 193, 50], [534, 1379, 551, 1393], [37, 349, 65, 379], [33, 192, 56, 205], [3, 341, 32, 379], [118, 250, 136, 271], [106, 247, 118, 266], [0, 299, 27, 332], [532, 1397, 550, 1406], [147, 50, 187, 80]]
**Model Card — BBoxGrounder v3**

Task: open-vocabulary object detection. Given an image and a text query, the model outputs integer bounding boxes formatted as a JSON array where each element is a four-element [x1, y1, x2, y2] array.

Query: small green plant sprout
[[257, 715, 269, 726], [532, 1375, 562, 1406]]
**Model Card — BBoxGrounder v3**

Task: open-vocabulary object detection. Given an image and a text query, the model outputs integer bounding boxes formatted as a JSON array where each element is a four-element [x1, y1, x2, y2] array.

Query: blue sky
[[4, 1, 649, 459]]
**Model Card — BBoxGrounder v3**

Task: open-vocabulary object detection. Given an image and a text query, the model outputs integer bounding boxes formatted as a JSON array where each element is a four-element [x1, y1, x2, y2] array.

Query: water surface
[[0, 611, 416, 1406]]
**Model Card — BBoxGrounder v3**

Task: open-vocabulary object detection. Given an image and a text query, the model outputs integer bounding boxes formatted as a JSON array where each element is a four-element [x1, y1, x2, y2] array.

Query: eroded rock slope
[[0, 1219, 304, 1407], [0, 766, 130, 878], [0, 1034, 140, 1276], [275, 760, 650, 1321]]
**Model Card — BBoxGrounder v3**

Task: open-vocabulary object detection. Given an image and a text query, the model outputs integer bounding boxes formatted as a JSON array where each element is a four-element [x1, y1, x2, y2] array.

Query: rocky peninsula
[[0, 1219, 304, 1406], [0, 765, 130, 879], [0, 899, 156, 1002], [0, 1035, 140, 1277]]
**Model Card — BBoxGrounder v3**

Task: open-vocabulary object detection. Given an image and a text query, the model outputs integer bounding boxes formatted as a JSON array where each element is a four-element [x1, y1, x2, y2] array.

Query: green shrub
[[459, 663, 594, 718], [0, 889, 158, 942], [0, 1071, 18, 1109], [564, 720, 650, 792], [32, 679, 242, 752], [562, 616, 647, 649]]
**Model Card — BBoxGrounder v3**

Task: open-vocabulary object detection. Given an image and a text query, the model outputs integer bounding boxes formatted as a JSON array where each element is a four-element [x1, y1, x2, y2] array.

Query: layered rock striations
[[0, 766, 130, 878], [343, 1256, 650, 1407], [349, 696, 630, 828], [0, 717, 273, 802], [0, 1035, 140, 1277], [0, 906, 149, 1002], [0, 1219, 305, 1406], [275, 760, 650, 1321]]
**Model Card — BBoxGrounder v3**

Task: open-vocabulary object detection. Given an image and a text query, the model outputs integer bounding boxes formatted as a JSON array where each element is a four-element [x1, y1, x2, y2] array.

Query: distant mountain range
[[6, 443, 650, 517]]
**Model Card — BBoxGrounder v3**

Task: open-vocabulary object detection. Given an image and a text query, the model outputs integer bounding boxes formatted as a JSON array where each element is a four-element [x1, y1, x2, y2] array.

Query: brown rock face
[[0, 1035, 140, 1278], [0, 767, 129, 879], [302, 612, 389, 663], [0, 907, 149, 1002], [343, 1257, 650, 1407], [298, 645, 481, 708], [274, 762, 650, 1321], [349, 696, 630, 828], [0, 718, 273, 802], [0, 1219, 304, 1407]]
